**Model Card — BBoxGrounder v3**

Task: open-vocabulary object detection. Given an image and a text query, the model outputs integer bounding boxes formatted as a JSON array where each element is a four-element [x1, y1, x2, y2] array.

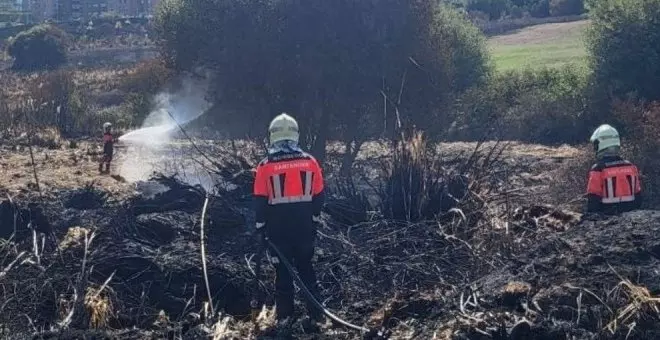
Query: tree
[[7, 24, 70, 71], [466, 0, 510, 20], [156, 0, 491, 165], [587, 0, 660, 101], [549, 0, 585, 16]]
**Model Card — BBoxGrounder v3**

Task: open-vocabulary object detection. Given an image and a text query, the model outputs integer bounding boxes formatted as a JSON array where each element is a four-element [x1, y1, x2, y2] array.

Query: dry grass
[[503, 281, 532, 295], [488, 20, 590, 46], [606, 279, 660, 336], [207, 306, 276, 340], [59, 226, 91, 251], [0, 141, 134, 198], [0, 61, 168, 137], [382, 131, 440, 221], [84, 284, 115, 329], [476, 15, 587, 36], [0, 138, 582, 204], [547, 145, 592, 209]]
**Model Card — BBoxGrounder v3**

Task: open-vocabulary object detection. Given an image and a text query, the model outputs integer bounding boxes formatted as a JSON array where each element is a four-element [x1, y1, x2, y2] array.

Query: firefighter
[[586, 124, 643, 214], [99, 122, 114, 174], [253, 113, 325, 334]]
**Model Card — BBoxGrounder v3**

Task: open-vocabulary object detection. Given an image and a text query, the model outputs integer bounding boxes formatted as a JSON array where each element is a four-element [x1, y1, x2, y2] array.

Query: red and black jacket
[[253, 149, 324, 235], [103, 132, 114, 157], [586, 155, 642, 214]]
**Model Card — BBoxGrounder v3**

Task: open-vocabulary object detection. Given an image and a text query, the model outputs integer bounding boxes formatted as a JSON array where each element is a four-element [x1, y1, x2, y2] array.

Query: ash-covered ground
[[0, 138, 658, 340]]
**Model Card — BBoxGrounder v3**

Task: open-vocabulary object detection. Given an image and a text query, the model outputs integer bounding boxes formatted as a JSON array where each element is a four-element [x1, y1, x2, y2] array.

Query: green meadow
[[488, 20, 589, 72]]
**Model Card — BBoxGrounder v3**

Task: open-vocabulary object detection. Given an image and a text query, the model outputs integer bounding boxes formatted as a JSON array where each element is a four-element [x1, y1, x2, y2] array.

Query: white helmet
[[590, 124, 620, 152], [268, 113, 299, 145], [103, 122, 112, 130]]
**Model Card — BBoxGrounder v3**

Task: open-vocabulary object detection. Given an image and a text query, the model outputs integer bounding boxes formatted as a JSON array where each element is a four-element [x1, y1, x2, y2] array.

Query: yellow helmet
[[589, 124, 620, 152], [268, 113, 299, 145]]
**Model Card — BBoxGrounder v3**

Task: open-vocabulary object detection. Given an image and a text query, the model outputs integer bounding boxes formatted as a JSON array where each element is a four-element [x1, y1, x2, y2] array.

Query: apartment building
[[0, 0, 31, 23], [108, 0, 157, 17], [30, 0, 56, 22], [57, 0, 108, 21], [2, 0, 160, 23]]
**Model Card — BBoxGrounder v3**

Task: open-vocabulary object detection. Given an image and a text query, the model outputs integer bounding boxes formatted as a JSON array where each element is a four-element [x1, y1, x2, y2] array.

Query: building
[[108, 0, 156, 17], [19, 0, 159, 22], [83, 0, 108, 17], [56, 0, 111, 21], [0, 0, 31, 23], [30, 0, 56, 22], [56, 0, 82, 21]]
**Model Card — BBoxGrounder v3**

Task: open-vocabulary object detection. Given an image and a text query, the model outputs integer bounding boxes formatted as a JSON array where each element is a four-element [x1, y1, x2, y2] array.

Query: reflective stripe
[[606, 177, 614, 199], [304, 171, 313, 196], [272, 174, 283, 201], [602, 195, 635, 204], [269, 195, 313, 205]]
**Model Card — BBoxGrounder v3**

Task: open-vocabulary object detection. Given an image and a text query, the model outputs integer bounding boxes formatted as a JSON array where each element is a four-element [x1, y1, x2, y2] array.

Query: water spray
[[117, 74, 215, 190]]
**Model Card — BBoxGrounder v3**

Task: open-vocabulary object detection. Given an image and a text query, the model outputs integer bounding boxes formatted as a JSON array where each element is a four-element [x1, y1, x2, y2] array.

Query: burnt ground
[[0, 139, 659, 340]]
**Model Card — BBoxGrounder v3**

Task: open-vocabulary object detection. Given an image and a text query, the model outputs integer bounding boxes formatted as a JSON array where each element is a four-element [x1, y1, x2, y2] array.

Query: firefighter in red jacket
[[586, 124, 643, 214], [253, 113, 325, 332], [99, 122, 114, 174]]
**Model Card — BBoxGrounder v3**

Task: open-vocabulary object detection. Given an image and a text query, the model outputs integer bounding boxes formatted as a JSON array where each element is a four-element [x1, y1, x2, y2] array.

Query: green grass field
[[487, 20, 589, 72]]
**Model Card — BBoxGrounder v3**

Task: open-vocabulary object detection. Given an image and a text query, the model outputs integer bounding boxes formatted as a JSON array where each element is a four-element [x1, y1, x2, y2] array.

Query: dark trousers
[[99, 154, 112, 172], [268, 229, 322, 321]]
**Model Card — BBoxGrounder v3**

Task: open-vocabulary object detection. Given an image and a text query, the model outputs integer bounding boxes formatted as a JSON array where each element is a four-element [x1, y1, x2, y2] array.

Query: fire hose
[[250, 236, 389, 339]]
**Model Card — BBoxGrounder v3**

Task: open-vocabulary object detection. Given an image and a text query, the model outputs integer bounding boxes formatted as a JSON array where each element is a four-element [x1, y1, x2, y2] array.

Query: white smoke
[[117, 73, 215, 191]]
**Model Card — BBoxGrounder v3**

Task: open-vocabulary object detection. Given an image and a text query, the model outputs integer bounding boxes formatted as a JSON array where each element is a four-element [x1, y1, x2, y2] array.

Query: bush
[[450, 66, 590, 143], [7, 24, 70, 71], [549, 0, 585, 16], [0, 70, 104, 137], [466, 0, 510, 20], [587, 0, 660, 102], [611, 99, 660, 207]]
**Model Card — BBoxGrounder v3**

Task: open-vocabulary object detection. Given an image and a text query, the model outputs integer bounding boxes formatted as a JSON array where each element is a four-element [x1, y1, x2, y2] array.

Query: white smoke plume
[[117, 73, 215, 190]]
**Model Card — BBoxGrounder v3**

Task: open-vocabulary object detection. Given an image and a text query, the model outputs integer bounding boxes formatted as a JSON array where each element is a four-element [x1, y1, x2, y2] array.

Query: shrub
[[1, 70, 99, 137], [466, 0, 510, 20], [450, 66, 590, 144], [587, 0, 660, 102], [611, 99, 660, 207], [549, 0, 585, 16], [7, 24, 70, 71]]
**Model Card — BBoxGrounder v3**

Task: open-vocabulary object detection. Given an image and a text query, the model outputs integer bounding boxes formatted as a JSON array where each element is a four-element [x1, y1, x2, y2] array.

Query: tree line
[[460, 0, 586, 20], [4, 0, 660, 158]]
